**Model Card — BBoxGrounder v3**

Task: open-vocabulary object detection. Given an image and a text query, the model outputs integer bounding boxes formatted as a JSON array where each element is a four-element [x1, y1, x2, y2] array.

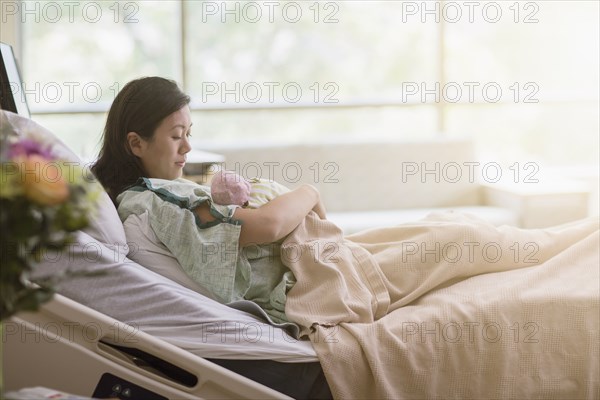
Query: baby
[[210, 170, 290, 208]]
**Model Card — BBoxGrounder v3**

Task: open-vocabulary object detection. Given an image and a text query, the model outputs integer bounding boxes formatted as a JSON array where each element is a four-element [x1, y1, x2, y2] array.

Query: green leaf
[[12, 287, 55, 315]]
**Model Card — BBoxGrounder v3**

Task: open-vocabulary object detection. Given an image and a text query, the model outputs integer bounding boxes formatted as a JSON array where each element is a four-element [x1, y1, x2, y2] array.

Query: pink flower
[[8, 139, 53, 160]]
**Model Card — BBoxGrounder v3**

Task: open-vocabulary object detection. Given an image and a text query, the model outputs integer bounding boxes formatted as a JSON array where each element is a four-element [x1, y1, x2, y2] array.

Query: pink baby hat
[[210, 170, 251, 206]]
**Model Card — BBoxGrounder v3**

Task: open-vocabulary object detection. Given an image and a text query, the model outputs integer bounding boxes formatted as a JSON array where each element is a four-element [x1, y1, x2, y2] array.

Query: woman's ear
[[126, 132, 144, 157]]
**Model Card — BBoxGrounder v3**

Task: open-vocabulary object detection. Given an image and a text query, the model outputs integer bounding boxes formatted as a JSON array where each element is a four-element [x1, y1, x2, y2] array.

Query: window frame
[[12, 0, 599, 144]]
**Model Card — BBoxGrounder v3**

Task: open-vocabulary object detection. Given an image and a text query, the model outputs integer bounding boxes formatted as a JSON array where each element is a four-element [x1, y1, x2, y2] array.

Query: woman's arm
[[194, 184, 321, 247]]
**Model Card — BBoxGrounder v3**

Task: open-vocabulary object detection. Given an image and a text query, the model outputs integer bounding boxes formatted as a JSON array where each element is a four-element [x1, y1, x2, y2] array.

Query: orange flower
[[20, 155, 69, 205]]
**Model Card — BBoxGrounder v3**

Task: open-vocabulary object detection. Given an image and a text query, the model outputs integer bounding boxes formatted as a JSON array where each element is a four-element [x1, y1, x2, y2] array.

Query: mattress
[[31, 230, 318, 363]]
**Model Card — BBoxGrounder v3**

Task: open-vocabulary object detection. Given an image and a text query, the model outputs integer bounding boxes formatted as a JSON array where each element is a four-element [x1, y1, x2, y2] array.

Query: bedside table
[[482, 181, 591, 228], [182, 149, 224, 185]]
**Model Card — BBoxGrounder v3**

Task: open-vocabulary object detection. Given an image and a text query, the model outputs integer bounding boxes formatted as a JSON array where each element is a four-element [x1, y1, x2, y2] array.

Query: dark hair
[[91, 77, 190, 203]]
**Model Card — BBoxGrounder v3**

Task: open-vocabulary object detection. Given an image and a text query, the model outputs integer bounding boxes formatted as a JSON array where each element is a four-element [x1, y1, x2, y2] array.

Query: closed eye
[[172, 132, 191, 140]]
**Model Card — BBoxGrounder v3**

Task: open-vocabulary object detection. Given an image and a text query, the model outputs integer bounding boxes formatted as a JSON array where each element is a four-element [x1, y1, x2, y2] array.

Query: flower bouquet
[[0, 124, 98, 320]]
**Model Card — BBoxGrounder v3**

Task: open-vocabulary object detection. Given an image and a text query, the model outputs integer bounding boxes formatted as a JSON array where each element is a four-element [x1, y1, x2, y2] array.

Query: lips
[[175, 161, 186, 167]]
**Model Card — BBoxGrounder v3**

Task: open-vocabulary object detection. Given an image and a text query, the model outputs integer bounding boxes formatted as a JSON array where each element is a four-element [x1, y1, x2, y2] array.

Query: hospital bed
[[3, 254, 330, 399], [4, 107, 599, 399], [4, 294, 294, 399], [3, 42, 598, 398]]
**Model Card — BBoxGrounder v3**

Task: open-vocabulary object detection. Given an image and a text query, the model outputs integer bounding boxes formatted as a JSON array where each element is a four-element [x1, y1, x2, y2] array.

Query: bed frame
[[3, 293, 291, 399]]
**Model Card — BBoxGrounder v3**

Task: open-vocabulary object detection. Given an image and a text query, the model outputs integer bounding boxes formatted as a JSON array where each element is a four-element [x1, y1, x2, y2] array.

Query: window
[[8, 0, 599, 166]]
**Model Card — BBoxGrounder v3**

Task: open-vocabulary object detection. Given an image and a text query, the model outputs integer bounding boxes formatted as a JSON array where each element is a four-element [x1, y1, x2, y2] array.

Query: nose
[[180, 135, 192, 154]]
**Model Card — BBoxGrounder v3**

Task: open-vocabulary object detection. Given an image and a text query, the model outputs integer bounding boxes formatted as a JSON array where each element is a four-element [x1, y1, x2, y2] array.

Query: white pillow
[[2, 111, 128, 253], [122, 211, 218, 301]]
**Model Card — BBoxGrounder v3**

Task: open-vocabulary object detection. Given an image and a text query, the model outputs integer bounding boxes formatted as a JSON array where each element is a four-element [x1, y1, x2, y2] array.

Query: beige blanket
[[281, 212, 599, 399]]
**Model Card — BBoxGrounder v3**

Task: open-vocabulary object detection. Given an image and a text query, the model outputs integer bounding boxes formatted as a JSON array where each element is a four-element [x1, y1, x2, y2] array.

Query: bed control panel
[[92, 373, 168, 400]]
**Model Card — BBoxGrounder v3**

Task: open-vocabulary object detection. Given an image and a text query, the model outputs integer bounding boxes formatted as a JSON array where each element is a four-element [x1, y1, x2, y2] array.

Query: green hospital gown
[[116, 177, 295, 324]]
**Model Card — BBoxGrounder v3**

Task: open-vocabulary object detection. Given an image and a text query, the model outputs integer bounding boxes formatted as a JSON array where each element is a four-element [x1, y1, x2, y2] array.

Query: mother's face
[[127, 106, 192, 180]]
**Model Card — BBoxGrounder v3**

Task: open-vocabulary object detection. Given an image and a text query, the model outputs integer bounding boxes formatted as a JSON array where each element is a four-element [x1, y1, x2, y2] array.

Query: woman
[[92, 76, 326, 324], [93, 76, 325, 248], [93, 77, 333, 399]]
